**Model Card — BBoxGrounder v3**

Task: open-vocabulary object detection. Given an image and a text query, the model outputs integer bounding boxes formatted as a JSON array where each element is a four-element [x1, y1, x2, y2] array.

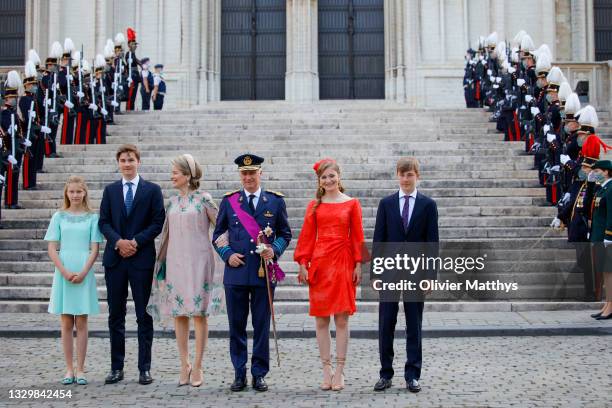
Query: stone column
[[570, 0, 587, 61], [385, 0, 418, 105], [285, 0, 319, 102], [95, 0, 107, 55], [586, 0, 595, 61], [198, 0, 221, 103], [490, 0, 504, 41]]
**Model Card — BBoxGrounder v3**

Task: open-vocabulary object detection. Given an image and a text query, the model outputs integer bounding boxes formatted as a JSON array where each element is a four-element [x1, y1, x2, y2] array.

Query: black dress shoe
[[407, 379, 421, 393], [591, 312, 603, 318], [104, 369, 124, 384], [6, 205, 24, 210], [230, 377, 247, 392], [596, 313, 612, 320], [139, 371, 153, 385], [373, 377, 392, 391], [252, 376, 268, 392]]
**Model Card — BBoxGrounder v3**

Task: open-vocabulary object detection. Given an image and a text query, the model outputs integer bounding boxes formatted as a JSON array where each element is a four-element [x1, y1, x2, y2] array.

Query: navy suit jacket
[[373, 191, 439, 244], [98, 177, 165, 270], [213, 189, 292, 287]]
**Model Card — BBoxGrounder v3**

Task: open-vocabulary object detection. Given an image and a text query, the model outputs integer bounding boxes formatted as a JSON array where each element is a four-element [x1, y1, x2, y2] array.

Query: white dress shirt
[[245, 187, 262, 209], [122, 174, 140, 201], [399, 188, 418, 226]]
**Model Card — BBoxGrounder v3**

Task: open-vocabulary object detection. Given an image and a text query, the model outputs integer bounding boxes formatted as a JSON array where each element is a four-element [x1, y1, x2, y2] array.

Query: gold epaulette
[[224, 190, 240, 197], [266, 190, 285, 197]]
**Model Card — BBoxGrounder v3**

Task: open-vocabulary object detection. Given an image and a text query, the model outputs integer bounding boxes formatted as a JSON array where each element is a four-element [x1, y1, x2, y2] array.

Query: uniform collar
[[244, 187, 261, 198]]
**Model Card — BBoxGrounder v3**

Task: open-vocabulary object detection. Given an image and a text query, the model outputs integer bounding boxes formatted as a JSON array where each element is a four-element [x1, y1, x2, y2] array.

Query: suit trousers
[[105, 261, 154, 371]]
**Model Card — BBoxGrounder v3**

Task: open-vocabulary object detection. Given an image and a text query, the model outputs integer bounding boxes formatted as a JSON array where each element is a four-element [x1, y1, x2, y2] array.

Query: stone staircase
[[1, 101, 611, 313]]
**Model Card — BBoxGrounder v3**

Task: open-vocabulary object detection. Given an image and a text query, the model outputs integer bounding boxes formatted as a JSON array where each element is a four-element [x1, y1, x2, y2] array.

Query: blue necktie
[[125, 182, 134, 215], [402, 195, 410, 232]]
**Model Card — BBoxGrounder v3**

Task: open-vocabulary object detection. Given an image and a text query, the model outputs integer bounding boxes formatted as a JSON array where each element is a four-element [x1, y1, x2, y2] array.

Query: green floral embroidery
[[194, 294, 202, 307], [202, 282, 210, 292], [175, 295, 184, 307], [166, 283, 174, 292]]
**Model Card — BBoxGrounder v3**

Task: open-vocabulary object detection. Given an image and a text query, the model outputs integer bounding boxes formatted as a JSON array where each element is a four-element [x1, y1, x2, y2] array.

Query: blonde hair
[[61, 175, 92, 212], [171, 154, 203, 190], [313, 160, 345, 213]]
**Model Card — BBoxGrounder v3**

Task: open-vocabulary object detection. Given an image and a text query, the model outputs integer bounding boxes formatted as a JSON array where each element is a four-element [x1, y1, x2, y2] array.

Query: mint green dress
[[44, 211, 103, 315]]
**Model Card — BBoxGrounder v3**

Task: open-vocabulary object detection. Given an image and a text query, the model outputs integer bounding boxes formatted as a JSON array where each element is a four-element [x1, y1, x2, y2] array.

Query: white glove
[[46, 98, 52, 107], [530, 142, 541, 152], [41, 125, 51, 134], [23, 139, 32, 147], [550, 217, 562, 229], [100, 108, 108, 116], [487, 69, 493, 75], [66, 74, 73, 81], [479, 55, 484, 61], [546, 133, 556, 143], [525, 94, 533, 102], [560, 154, 570, 165], [101, 86, 106, 92], [508, 67, 516, 74], [531, 107, 540, 115], [604, 239, 612, 247], [517, 78, 525, 87], [560, 192, 571, 205], [111, 100, 119, 107], [119, 85, 124, 90], [496, 77, 502, 83], [29, 111, 36, 119], [64, 100, 74, 109], [550, 165, 560, 172], [77, 91, 85, 98], [493, 84, 499, 89], [89, 103, 98, 111], [255, 243, 267, 254], [0, 175, 5, 183], [543, 124, 551, 133], [8, 155, 17, 165]]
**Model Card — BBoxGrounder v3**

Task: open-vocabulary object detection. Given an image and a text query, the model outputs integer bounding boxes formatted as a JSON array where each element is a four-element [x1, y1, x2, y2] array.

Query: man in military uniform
[[213, 154, 292, 393], [125, 28, 141, 111], [152, 64, 166, 111], [589, 160, 612, 319], [20, 61, 41, 190], [41, 41, 63, 158], [2, 71, 24, 209]]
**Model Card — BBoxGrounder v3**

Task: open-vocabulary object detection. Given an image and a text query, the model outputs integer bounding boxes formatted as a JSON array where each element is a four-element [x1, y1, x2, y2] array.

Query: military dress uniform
[[1, 74, 24, 209], [139, 58, 153, 111], [212, 154, 291, 391], [152, 65, 166, 111], [19, 71, 41, 190], [125, 28, 140, 111], [590, 160, 612, 300]]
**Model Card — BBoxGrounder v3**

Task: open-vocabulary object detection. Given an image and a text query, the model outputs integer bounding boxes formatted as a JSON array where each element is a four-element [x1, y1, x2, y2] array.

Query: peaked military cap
[[235, 153, 264, 171]]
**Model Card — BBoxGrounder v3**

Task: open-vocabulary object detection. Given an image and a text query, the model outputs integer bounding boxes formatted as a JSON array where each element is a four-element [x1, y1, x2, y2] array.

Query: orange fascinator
[[313, 158, 336, 173]]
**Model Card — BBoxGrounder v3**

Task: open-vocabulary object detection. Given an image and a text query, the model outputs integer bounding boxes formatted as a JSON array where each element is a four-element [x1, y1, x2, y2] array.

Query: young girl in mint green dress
[[45, 176, 103, 386]]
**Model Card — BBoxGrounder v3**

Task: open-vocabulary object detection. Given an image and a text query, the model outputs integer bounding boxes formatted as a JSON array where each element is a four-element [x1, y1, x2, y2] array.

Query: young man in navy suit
[[98, 144, 165, 385], [373, 157, 439, 393]]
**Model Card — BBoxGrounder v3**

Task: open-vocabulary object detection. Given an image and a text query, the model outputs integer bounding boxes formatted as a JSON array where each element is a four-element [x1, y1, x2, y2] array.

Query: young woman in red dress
[[294, 159, 365, 391]]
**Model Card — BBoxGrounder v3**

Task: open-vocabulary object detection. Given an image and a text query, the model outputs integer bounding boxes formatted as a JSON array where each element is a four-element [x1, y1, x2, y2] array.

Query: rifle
[[24, 101, 34, 155], [99, 77, 108, 117], [89, 59, 100, 119], [77, 44, 85, 100], [41, 88, 52, 136], [49, 71, 59, 126]]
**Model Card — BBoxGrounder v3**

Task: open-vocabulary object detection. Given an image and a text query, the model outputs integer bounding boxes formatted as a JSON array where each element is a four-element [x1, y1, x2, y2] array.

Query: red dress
[[294, 198, 365, 317]]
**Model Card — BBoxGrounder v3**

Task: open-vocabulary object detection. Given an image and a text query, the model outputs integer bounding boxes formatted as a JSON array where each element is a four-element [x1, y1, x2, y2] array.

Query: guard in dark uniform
[[213, 154, 292, 393], [152, 64, 166, 111], [139, 58, 153, 111], [41, 41, 63, 158], [104, 39, 116, 125], [2, 71, 24, 209], [20, 61, 41, 190], [92, 54, 108, 144], [113, 33, 127, 114], [589, 160, 612, 310], [29, 49, 46, 172], [59, 38, 76, 145], [125, 28, 141, 111]]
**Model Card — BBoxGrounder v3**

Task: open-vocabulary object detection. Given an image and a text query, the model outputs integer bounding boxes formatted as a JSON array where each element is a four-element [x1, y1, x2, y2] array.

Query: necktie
[[248, 194, 256, 214], [125, 182, 134, 215], [402, 195, 410, 232]]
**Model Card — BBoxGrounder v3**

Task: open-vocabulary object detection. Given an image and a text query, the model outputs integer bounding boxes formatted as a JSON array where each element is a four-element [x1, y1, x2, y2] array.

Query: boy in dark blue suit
[[373, 157, 439, 393], [98, 144, 165, 385], [213, 154, 292, 392]]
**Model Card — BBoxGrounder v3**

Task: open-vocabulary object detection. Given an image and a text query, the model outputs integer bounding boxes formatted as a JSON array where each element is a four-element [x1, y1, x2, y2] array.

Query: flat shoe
[[61, 376, 75, 385], [76, 377, 88, 385]]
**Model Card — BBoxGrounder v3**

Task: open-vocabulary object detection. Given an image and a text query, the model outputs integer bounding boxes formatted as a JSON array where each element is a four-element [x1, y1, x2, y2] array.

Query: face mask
[[29, 85, 38, 94], [142, 64, 148, 70], [536, 79, 545, 88], [577, 169, 587, 181], [563, 125, 571, 134], [592, 173, 606, 185], [521, 60, 527, 68], [545, 93, 553, 103], [577, 137, 585, 147]]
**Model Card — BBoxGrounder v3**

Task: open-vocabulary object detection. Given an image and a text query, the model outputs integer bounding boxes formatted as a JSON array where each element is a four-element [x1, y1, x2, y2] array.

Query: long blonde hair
[[312, 160, 345, 214], [61, 175, 93, 212]]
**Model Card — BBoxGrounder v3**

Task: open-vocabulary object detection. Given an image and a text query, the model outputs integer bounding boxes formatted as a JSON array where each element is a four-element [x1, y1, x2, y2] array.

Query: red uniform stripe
[[85, 121, 91, 145], [551, 183, 557, 204], [75, 112, 82, 144], [97, 120, 102, 144], [23, 155, 29, 189], [127, 83, 134, 110], [7, 165, 13, 205], [513, 111, 520, 142]]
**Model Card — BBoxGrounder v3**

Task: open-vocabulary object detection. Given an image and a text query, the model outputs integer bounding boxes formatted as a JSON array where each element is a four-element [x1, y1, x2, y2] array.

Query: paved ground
[[1, 336, 610, 407], [1, 310, 610, 338]]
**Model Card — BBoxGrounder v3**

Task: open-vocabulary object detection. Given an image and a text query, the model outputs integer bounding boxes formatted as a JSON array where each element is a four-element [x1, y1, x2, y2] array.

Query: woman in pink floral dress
[[148, 154, 225, 387]]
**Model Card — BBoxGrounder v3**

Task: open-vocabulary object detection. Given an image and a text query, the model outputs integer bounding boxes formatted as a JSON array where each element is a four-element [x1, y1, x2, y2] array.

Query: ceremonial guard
[[152, 64, 166, 111], [2, 71, 24, 209], [92, 54, 109, 144], [212, 154, 292, 393], [28, 49, 46, 173], [74, 60, 91, 145], [125, 28, 140, 111], [112, 33, 127, 114], [103, 39, 116, 125], [541, 66, 564, 205], [20, 61, 41, 190], [139, 58, 153, 111], [59, 38, 76, 145], [41, 41, 63, 158], [559, 93, 582, 192]]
